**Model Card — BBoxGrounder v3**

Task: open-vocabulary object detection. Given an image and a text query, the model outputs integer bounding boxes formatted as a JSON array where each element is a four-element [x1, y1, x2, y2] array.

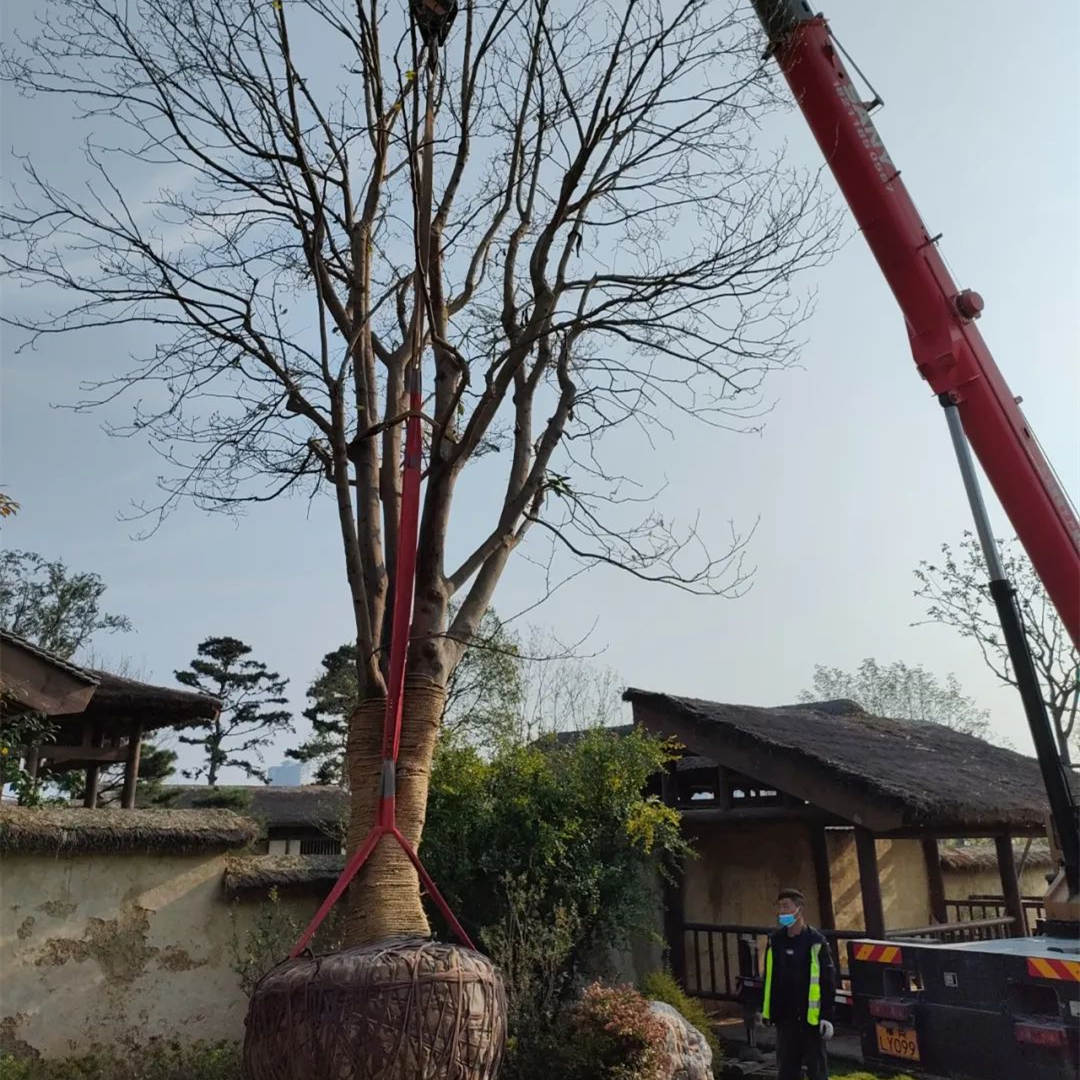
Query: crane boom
[[751, 0, 1080, 647], [751, 1, 1080, 906]]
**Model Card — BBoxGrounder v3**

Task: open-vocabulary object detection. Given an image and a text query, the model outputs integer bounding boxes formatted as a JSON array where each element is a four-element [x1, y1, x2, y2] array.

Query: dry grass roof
[[625, 689, 1062, 835], [0, 806, 258, 855], [940, 840, 1054, 872], [154, 784, 347, 828], [74, 671, 220, 732], [223, 854, 345, 897]]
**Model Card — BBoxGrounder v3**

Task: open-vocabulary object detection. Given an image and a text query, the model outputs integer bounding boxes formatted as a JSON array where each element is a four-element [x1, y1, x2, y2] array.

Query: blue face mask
[[778, 913, 798, 928]]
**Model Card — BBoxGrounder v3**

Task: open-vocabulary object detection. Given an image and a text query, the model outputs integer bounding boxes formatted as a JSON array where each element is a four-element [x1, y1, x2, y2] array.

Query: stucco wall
[[682, 824, 932, 933], [0, 850, 316, 1059], [683, 822, 822, 927], [942, 864, 1049, 901], [827, 831, 930, 932]]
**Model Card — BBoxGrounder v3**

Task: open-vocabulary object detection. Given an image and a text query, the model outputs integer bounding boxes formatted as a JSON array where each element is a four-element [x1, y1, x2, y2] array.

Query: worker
[[762, 887, 837, 1080]]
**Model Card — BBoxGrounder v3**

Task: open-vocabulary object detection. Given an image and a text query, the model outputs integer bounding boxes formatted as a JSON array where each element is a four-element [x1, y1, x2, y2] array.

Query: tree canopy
[[176, 636, 293, 784], [915, 532, 1078, 764], [799, 658, 992, 740], [0, 549, 131, 660]]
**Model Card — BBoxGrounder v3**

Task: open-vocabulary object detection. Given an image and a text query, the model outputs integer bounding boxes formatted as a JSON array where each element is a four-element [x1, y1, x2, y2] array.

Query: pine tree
[[175, 637, 292, 785]]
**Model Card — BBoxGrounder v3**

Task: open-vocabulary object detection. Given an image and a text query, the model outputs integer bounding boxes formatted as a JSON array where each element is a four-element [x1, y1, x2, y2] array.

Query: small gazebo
[[0, 629, 220, 807], [623, 688, 1063, 992]]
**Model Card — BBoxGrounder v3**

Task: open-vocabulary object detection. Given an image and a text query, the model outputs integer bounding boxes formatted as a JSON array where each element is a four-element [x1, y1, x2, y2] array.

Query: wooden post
[[83, 722, 104, 809], [120, 723, 143, 810], [809, 824, 836, 930], [661, 765, 687, 985], [855, 827, 885, 938], [995, 834, 1025, 938], [715, 765, 732, 810], [922, 836, 947, 924], [25, 745, 41, 783]]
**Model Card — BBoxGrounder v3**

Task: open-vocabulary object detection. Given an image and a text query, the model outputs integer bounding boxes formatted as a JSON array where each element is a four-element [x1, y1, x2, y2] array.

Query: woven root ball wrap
[[243, 937, 506, 1080]]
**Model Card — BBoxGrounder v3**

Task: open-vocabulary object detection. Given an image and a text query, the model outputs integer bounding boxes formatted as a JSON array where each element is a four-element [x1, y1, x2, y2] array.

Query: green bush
[[639, 968, 721, 1060], [564, 982, 667, 1080], [0, 1042, 241, 1080], [422, 728, 690, 1080], [425, 728, 688, 986]]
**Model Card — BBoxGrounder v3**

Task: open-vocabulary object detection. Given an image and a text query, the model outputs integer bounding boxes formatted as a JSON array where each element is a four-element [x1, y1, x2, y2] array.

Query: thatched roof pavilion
[[1, 629, 220, 809], [623, 688, 1062, 954]]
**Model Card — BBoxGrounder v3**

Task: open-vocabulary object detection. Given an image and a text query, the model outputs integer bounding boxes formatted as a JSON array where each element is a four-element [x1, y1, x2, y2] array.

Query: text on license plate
[[875, 1022, 920, 1061]]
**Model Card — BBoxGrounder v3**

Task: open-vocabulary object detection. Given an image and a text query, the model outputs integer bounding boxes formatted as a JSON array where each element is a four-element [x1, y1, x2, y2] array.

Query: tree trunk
[[344, 675, 445, 946]]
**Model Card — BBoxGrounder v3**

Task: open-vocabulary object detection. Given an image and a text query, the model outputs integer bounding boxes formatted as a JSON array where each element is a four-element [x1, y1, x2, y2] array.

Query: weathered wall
[[683, 823, 822, 927], [682, 824, 932, 932], [827, 831, 931, 932], [942, 864, 1049, 901], [0, 851, 316, 1059]]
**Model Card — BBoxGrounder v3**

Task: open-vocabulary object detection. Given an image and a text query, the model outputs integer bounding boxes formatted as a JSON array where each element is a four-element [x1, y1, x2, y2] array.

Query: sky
[[2, 0, 1078, 782]]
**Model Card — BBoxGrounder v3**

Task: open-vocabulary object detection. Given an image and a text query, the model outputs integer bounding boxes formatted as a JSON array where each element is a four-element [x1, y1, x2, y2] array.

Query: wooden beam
[[995, 834, 1025, 938], [120, 723, 143, 810], [855, 827, 886, 938], [809, 825, 836, 930], [633, 703, 905, 832], [0, 638, 97, 716], [678, 805, 842, 825], [922, 837, 947, 924], [42, 745, 129, 766]]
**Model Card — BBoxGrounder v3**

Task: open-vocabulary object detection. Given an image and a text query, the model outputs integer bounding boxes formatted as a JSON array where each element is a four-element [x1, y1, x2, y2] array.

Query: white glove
[[819, 1020, 834, 1041]]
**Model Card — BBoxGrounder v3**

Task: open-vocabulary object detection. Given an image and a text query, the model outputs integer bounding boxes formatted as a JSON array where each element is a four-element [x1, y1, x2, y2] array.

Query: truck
[[750, 3, 1080, 1077]]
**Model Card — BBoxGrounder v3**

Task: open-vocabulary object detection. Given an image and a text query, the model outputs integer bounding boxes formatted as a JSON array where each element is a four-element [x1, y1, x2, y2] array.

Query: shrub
[[228, 888, 343, 996], [0, 1042, 241, 1080], [640, 968, 721, 1060], [424, 728, 689, 993], [565, 982, 667, 1080]]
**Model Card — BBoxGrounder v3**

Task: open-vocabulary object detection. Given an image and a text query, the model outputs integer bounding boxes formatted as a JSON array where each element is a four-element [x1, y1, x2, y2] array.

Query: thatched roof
[[0, 629, 220, 732], [154, 784, 347, 829], [72, 671, 220, 732], [224, 854, 345, 897], [625, 689, 1061, 835], [0, 806, 258, 855], [940, 840, 1054, 872]]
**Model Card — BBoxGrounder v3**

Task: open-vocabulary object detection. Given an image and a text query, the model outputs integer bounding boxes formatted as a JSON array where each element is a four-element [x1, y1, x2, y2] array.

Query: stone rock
[[648, 1000, 714, 1080], [736, 1044, 766, 1063], [720, 1063, 747, 1079]]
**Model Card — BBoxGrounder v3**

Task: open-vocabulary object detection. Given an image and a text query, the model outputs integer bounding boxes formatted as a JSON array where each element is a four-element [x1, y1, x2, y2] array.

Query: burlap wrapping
[[243, 938, 506, 1080], [344, 677, 443, 945]]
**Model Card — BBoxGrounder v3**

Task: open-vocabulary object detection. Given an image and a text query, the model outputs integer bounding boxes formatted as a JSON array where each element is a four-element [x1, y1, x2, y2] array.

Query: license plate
[[875, 1022, 920, 1061]]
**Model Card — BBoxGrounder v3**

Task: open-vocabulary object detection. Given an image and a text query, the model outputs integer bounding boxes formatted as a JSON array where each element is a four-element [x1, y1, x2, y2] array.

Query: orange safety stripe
[[1027, 957, 1080, 982], [853, 943, 903, 965]]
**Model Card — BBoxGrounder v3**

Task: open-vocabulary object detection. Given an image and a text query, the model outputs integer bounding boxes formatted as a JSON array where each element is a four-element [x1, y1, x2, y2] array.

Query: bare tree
[[2, 0, 835, 944], [915, 532, 1079, 766]]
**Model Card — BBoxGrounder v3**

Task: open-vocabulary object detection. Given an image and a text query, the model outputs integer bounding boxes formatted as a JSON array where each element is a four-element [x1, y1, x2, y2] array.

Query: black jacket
[[766, 925, 837, 1025]]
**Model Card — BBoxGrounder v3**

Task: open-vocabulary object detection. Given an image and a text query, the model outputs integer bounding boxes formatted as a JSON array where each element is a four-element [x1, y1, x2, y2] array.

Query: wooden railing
[[945, 895, 1044, 936], [889, 915, 1016, 943], [680, 915, 1018, 1002], [680, 923, 864, 1001]]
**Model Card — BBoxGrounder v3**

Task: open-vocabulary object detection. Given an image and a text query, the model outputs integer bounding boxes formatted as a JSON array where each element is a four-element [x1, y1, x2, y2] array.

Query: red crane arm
[[752, 1, 1080, 644]]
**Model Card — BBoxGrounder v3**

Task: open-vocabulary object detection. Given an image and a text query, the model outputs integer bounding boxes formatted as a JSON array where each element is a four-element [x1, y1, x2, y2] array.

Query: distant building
[[155, 784, 346, 855], [267, 761, 307, 787]]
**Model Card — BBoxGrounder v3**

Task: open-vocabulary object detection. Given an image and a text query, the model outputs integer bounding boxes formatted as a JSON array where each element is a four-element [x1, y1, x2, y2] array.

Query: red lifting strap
[[289, 363, 475, 958]]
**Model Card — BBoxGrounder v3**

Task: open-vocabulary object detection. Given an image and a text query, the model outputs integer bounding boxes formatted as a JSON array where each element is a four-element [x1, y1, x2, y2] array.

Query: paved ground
[[711, 1015, 943, 1078]]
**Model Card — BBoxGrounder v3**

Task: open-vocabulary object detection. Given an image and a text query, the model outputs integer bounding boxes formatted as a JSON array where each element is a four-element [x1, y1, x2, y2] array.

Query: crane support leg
[[941, 396, 1080, 901]]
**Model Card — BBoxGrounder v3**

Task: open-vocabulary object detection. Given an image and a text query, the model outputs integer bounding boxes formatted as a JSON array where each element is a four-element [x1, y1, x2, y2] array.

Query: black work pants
[[775, 1022, 828, 1080]]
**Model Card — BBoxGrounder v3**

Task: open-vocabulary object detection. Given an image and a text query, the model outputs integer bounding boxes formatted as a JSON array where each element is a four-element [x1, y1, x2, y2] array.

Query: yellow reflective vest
[[761, 939, 823, 1027]]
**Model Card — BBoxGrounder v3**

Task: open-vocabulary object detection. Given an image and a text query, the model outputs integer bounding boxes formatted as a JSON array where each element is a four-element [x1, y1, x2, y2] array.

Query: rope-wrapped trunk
[[344, 676, 444, 945]]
